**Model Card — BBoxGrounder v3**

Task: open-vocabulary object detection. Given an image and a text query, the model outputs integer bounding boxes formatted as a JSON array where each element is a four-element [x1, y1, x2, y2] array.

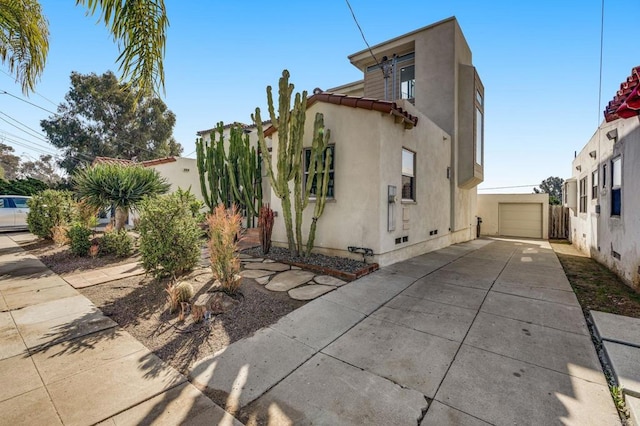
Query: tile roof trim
[[263, 93, 418, 137], [604, 65, 640, 122], [92, 156, 177, 167]]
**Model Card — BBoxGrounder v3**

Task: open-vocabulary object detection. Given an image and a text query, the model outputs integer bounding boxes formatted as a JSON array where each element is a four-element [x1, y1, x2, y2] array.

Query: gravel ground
[[241, 246, 371, 274]]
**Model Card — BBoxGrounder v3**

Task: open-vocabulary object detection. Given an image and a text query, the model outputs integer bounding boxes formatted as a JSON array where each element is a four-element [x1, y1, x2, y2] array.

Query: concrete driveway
[[191, 238, 620, 425]]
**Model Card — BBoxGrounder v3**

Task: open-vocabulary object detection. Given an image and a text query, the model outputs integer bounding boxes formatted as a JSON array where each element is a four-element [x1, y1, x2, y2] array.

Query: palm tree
[[73, 163, 170, 230], [0, 0, 167, 96]]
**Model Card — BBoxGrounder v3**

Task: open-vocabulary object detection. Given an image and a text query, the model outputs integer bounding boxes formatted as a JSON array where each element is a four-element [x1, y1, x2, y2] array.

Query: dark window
[[402, 148, 415, 201], [400, 66, 415, 100], [579, 177, 587, 213], [611, 157, 621, 216], [304, 145, 335, 198], [475, 89, 484, 166], [591, 170, 598, 199], [602, 164, 607, 188]]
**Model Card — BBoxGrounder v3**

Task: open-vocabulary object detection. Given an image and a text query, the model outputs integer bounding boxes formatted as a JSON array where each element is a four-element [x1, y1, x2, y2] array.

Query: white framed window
[[591, 170, 598, 199], [402, 148, 415, 201], [304, 145, 335, 199], [611, 156, 621, 216], [474, 89, 484, 166], [579, 177, 587, 213]]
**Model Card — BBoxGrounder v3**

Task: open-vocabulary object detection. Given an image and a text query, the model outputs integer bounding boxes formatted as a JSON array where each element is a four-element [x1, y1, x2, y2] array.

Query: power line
[[597, 0, 605, 126], [0, 68, 59, 107], [478, 185, 538, 190], [0, 111, 49, 142], [344, 0, 380, 68], [0, 129, 57, 153], [0, 89, 58, 115]]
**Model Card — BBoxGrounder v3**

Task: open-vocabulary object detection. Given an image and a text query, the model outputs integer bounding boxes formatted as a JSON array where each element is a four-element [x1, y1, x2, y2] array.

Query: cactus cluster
[[166, 281, 194, 313], [195, 123, 262, 226], [252, 70, 332, 257]]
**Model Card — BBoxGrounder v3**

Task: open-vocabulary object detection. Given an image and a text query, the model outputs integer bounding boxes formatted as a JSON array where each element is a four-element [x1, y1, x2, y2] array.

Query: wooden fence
[[549, 205, 569, 239]]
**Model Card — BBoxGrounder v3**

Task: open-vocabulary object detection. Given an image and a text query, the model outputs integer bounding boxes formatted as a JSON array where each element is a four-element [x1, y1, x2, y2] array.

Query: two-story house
[[258, 17, 484, 266]]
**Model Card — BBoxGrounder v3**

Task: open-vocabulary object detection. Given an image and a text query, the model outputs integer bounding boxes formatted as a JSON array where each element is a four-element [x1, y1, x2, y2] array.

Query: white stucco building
[[253, 17, 484, 266], [565, 65, 640, 289]]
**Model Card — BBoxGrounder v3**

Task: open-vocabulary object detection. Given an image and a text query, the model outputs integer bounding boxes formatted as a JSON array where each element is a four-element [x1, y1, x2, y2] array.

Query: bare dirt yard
[[551, 240, 640, 318], [19, 237, 305, 375]]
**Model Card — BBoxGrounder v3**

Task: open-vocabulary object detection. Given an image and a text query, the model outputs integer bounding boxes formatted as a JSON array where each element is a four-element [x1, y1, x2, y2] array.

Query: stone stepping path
[[239, 256, 348, 302]]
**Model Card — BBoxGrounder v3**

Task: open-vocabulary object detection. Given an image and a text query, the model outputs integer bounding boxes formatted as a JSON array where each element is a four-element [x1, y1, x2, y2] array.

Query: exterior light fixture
[[606, 129, 618, 141]]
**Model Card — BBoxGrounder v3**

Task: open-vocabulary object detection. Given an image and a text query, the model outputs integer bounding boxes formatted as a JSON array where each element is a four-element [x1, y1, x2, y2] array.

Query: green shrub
[[137, 190, 203, 278], [27, 190, 77, 239], [101, 229, 133, 257], [67, 224, 92, 256]]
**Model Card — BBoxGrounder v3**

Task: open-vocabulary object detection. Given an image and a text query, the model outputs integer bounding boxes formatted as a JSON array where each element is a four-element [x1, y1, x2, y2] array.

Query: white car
[[0, 195, 31, 231]]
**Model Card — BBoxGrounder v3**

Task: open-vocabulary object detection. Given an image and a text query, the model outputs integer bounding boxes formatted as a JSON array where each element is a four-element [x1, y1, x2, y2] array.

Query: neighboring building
[[565, 65, 640, 289], [257, 17, 484, 266], [92, 156, 202, 225], [477, 194, 549, 240]]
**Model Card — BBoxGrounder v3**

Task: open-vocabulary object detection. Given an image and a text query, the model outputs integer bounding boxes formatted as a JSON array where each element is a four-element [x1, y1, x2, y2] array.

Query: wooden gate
[[548, 205, 569, 239]]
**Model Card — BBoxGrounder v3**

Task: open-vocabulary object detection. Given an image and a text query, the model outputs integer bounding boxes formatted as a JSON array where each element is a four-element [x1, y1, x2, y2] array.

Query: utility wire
[[344, 0, 380, 68], [597, 0, 605, 126], [0, 69, 59, 107], [0, 112, 49, 142], [0, 129, 57, 152], [478, 185, 538, 190], [0, 89, 58, 115]]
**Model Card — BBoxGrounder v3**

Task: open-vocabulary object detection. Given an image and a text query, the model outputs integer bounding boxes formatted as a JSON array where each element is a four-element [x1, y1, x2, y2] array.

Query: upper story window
[[304, 145, 335, 199], [402, 148, 415, 201], [579, 177, 587, 213], [602, 163, 607, 188], [611, 156, 621, 216], [400, 65, 415, 100], [474, 89, 484, 166], [591, 170, 598, 199]]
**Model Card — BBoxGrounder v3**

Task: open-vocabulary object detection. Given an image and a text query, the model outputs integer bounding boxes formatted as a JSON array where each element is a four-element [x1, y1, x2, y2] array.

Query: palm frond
[[0, 0, 49, 94], [76, 0, 168, 97]]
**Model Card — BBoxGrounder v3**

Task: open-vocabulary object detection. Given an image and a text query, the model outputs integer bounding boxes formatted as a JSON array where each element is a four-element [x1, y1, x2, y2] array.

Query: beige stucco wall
[[266, 100, 478, 267], [569, 117, 640, 289], [477, 193, 549, 239], [150, 157, 203, 202]]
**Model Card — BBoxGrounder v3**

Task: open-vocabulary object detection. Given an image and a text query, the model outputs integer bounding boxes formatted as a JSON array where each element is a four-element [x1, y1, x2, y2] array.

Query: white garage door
[[498, 203, 542, 238]]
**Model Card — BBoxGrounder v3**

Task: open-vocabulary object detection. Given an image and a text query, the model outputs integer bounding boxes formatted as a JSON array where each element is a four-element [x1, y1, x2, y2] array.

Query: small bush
[[208, 204, 241, 294], [67, 224, 92, 256], [27, 190, 77, 239], [166, 281, 194, 313], [138, 190, 203, 278], [101, 229, 133, 258], [258, 204, 274, 255], [51, 225, 70, 246], [75, 200, 99, 228]]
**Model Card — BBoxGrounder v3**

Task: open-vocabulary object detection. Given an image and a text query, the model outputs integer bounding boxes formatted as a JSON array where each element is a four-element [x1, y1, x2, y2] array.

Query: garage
[[498, 203, 543, 238]]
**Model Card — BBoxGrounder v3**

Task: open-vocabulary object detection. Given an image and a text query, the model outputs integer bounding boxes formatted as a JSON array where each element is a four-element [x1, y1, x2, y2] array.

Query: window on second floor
[[579, 177, 587, 213], [400, 65, 415, 100], [474, 89, 484, 166], [402, 148, 415, 201], [611, 156, 621, 216], [591, 170, 598, 199], [304, 145, 335, 199]]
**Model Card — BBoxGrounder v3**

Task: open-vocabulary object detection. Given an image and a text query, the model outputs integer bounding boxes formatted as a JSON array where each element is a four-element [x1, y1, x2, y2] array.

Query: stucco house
[[92, 156, 203, 225], [564, 65, 640, 289], [238, 17, 484, 266]]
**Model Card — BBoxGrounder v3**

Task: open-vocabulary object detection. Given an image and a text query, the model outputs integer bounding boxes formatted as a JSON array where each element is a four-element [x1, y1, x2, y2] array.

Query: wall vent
[[612, 250, 621, 260]]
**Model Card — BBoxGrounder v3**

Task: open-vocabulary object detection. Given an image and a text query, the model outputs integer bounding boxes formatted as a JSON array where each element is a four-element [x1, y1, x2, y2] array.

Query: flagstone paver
[[255, 276, 270, 285], [288, 284, 335, 300], [239, 269, 275, 279], [265, 270, 315, 292], [313, 275, 347, 287], [243, 262, 290, 272]]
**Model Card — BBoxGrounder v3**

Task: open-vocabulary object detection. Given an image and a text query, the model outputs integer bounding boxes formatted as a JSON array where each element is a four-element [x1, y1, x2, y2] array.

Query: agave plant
[[73, 163, 170, 230]]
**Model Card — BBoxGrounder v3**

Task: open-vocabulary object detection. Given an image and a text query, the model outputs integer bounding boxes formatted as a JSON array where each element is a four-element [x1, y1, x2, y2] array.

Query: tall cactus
[[253, 70, 305, 254], [253, 70, 332, 257], [196, 123, 262, 224]]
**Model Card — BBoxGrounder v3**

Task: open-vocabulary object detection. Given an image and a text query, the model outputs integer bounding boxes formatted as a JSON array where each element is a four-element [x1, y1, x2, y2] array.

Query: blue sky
[[0, 0, 636, 192]]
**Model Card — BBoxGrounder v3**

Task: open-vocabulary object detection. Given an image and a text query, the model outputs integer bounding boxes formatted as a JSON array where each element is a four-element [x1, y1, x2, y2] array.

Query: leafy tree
[[0, 0, 167, 96], [0, 142, 20, 180], [0, 176, 48, 195], [41, 71, 182, 174], [73, 163, 170, 230], [534, 176, 564, 205], [19, 154, 63, 184]]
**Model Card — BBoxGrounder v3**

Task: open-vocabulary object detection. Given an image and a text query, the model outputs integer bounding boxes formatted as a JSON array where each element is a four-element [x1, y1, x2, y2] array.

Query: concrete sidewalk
[[0, 233, 240, 426], [191, 238, 621, 425]]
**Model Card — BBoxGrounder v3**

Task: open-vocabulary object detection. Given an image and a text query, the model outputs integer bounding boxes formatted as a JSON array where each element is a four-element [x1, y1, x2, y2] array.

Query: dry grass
[[551, 240, 640, 318]]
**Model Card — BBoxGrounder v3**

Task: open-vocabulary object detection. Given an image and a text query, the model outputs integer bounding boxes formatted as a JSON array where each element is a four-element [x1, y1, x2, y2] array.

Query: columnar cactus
[[253, 70, 332, 257]]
